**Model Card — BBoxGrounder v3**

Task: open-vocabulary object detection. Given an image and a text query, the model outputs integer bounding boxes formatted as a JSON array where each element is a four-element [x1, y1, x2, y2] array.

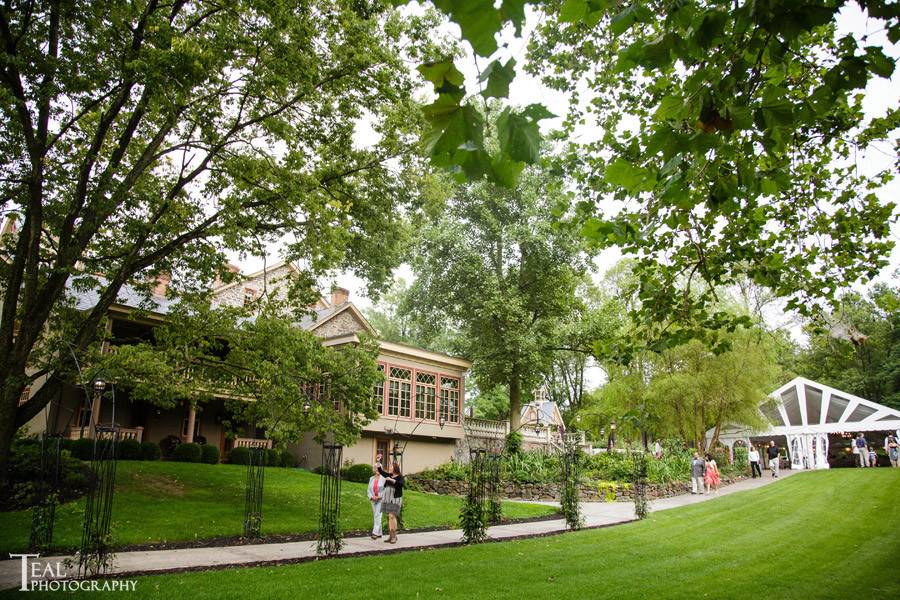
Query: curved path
[[0, 471, 795, 590]]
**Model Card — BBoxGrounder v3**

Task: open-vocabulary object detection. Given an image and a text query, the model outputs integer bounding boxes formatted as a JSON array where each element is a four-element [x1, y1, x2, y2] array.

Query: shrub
[[266, 448, 280, 467], [503, 451, 560, 484], [118, 438, 142, 460], [3, 437, 93, 511], [229, 446, 251, 465], [172, 442, 202, 463], [200, 444, 220, 464], [139, 441, 161, 461], [311, 465, 325, 475], [418, 461, 468, 481], [159, 435, 181, 458], [341, 463, 373, 483], [280, 451, 297, 468], [733, 446, 749, 470], [504, 431, 523, 455], [69, 437, 95, 461]]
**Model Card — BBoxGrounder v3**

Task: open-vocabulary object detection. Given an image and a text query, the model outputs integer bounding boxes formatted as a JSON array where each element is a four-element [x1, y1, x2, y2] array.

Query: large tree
[[0, 0, 443, 476], [404, 167, 591, 430], [793, 281, 900, 409]]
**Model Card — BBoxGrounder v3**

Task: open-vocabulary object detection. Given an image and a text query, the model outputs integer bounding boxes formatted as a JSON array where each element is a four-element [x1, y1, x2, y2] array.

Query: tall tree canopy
[[0, 0, 443, 473], [404, 166, 591, 429], [791, 281, 900, 409], [400, 0, 897, 350]]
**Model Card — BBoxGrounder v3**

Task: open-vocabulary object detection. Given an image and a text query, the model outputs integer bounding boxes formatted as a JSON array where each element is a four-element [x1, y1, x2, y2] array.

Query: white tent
[[708, 377, 900, 470]]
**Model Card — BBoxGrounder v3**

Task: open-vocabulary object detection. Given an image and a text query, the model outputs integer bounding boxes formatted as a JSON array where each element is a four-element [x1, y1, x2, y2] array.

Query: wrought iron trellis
[[243, 447, 266, 538], [461, 447, 488, 543], [558, 436, 583, 531], [317, 442, 344, 556], [79, 423, 119, 576], [484, 452, 503, 524], [29, 434, 63, 551]]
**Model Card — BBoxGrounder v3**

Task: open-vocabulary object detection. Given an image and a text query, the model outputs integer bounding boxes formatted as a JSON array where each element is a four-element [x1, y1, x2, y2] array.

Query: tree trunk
[[509, 376, 522, 432], [0, 377, 27, 486]]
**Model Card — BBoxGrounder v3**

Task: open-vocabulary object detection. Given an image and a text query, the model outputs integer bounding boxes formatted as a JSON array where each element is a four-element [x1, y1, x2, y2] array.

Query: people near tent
[[868, 447, 878, 467], [748, 445, 762, 478], [367, 462, 385, 540], [855, 433, 869, 467], [704, 453, 720, 494], [379, 461, 404, 544], [886, 435, 900, 468], [767, 441, 780, 477], [654, 440, 663, 460], [690, 452, 706, 494]]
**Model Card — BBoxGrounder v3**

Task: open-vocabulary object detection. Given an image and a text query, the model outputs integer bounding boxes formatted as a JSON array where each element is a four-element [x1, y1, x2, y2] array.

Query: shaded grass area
[[14, 469, 896, 600], [0, 461, 555, 553]]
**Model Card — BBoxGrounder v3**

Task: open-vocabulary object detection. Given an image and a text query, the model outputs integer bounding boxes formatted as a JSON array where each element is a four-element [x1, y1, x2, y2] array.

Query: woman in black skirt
[[379, 461, 404, 544]]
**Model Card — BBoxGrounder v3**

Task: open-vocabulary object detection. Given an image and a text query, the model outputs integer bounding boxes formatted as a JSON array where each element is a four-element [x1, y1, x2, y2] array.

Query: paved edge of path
[[0, 470, 797, 589]]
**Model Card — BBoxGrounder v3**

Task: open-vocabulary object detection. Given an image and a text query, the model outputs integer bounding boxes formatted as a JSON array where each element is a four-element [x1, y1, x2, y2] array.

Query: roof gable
[[303, 302, 376, 337], [767, 377, 900, 428]]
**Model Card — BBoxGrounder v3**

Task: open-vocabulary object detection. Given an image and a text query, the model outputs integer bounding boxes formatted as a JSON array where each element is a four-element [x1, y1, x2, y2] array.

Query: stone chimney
[[331, 286, 350, 306], [152, 272, 171, 297]]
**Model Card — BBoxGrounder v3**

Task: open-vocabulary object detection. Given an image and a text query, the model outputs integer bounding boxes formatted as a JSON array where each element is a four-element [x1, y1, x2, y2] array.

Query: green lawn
[[0, 461, 555, 553], [13, 468, 896, 599]]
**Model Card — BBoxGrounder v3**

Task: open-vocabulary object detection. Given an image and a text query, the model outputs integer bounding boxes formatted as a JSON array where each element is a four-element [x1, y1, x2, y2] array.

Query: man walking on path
[[855, 433, 869, 467], [767, 441, 780, 477], [367, 463, 385, 539], [748, 445, 762, 478], [691, 452, 706, 494]]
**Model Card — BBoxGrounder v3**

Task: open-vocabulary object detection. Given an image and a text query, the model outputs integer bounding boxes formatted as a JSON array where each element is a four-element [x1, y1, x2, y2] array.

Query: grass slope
[[14, 469, 895, 600], [0, 461, 555, 553]]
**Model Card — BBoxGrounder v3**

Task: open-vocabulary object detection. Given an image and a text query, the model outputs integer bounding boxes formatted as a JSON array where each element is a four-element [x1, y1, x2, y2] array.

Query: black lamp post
[[607, 420, 617, 451]]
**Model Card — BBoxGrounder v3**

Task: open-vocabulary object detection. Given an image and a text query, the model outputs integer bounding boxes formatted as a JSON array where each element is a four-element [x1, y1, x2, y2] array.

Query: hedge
[[280, 450, 297, 468], [118, 438, 142, 460], [172, 442, 202, 463], [341, 463, 373, 483], [228, 446, 251, 465], [200, 444, 220, 464], [139, 441, 162, 461]]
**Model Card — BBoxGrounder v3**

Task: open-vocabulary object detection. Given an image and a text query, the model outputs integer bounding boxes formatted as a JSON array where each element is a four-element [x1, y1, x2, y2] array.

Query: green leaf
[[604, 158, 652, 193], [521, 103, 556, 121], [479, 58, 516, 99], [865, 46, 895, 78], [433, 0, 501, 57], [497, 108, 542, 164], [610, 3, 651, 35], [491, 155, 526, 188], [559, 0, 588, 23], [417, 60, 465, 90], [693, 10, 728, 49], [654, 95, 684, 121], [500, 0, 527, 36]]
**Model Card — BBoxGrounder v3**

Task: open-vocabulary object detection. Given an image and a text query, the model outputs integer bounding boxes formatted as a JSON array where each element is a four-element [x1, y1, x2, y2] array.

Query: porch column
[[88, 389, 102, 438], [185, 404, 196, 443]]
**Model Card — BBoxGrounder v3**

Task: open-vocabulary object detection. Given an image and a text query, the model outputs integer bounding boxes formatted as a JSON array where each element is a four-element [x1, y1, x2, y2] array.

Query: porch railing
[[232, 437, 273, 450], [66, 425, 144, 442]]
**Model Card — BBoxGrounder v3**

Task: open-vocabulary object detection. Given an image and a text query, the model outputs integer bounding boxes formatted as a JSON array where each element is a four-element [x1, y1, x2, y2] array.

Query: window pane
[[781, 387, 801, 426], [390, 367, 411, 381], [826, 395, 851, 423], [804, 385, 823, 425]]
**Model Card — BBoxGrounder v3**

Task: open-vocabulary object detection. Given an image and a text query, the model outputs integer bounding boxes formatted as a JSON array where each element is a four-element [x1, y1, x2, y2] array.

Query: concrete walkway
[[1, 471, 795, 589]]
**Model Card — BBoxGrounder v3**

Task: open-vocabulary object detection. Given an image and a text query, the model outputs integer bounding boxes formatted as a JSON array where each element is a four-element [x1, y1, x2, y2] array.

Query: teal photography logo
[[8, 554, 137, 592]]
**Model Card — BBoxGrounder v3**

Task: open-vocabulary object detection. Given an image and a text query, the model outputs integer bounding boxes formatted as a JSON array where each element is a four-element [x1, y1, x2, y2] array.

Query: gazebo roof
[[712, 377, 900, 440]]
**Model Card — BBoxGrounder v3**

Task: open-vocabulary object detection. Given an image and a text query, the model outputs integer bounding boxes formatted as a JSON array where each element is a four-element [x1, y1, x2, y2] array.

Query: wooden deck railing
[[232, 437, 273, 449], [66, 425, 144, 442]]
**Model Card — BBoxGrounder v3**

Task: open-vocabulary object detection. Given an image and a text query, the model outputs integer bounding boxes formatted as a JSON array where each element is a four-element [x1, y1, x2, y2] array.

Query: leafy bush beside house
[[341, 463, 373, 483], [2, 438, 93, 511], [172, 442, 202, 463], [228, 446, 251, 465], [200, 444, 220, 464], [139, 442, 161, 461]]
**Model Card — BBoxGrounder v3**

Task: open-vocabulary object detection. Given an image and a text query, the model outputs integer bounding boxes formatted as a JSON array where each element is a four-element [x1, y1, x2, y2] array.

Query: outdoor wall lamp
[[93, 379, 107, 394]]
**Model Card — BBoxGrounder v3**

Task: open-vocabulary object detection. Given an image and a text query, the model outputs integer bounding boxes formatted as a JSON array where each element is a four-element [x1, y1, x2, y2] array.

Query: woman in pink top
[[704, 453, 721, 494]]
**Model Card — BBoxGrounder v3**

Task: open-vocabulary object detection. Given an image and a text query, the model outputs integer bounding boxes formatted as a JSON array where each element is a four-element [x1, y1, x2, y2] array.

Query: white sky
[[231, 4, 899, 388]]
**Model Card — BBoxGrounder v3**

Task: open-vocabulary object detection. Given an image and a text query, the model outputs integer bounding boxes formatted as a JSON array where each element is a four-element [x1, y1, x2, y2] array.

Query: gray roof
[[297, 303, 345, 330], [69, 278, 173, 314]]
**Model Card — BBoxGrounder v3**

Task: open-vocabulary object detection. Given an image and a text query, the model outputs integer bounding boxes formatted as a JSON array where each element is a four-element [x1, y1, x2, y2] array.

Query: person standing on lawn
[[367, 463, 385, 539], [767, 441, 780, 477], [856, 433, 869, 467], [887, 434, 900, 468], [704, 453, 721, 494], [690, 452, 706, 494], [654, 440, 663, 460], [379, 461, 405, 544], [748, 445, 762, 478]]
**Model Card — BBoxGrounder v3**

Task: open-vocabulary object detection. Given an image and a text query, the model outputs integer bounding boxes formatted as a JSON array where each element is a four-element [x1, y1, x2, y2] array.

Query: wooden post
[[185, 405, 196, 443], [88, 391, 102, 438]]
